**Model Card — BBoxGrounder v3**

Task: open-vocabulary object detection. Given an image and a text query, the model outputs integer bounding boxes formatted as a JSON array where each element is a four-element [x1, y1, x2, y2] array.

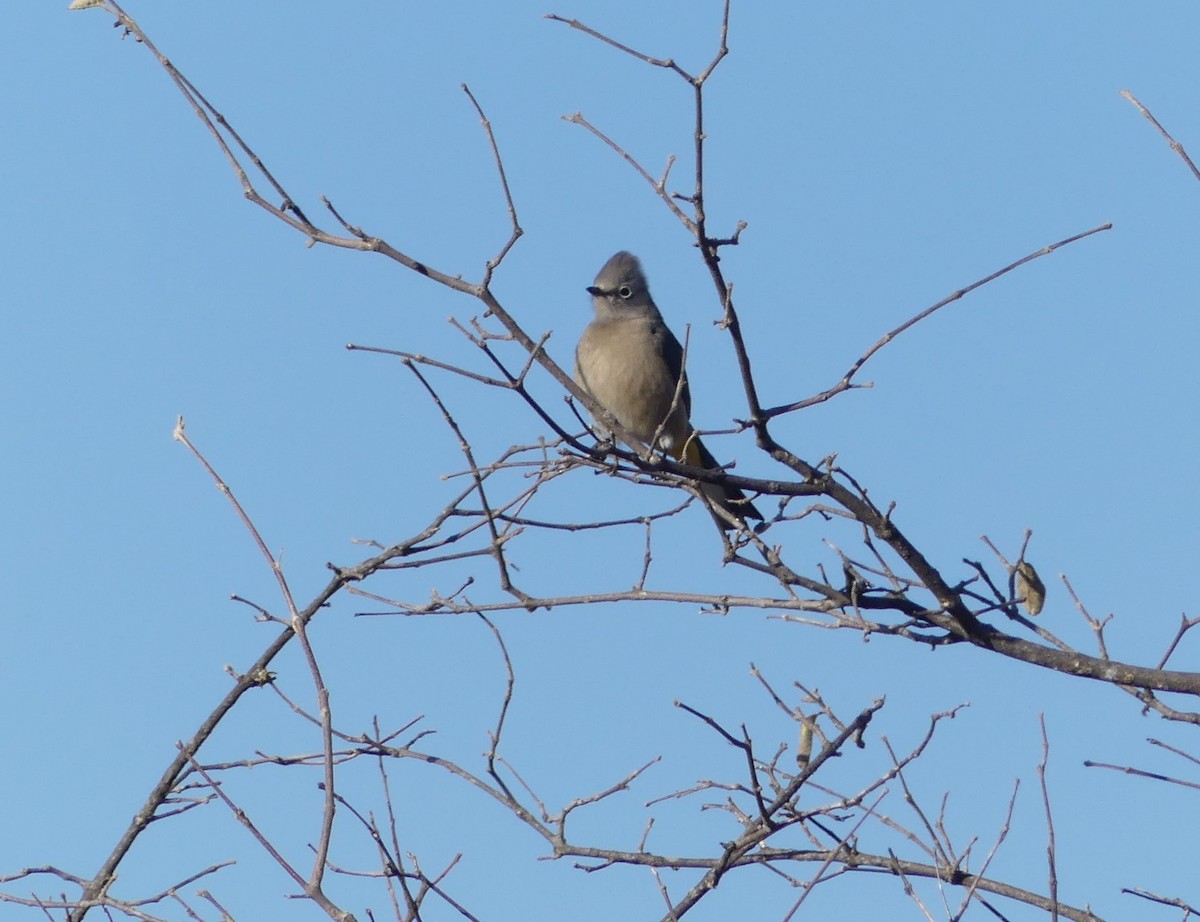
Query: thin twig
[[1038, 714, 1059, 922], [762, 223, 1114, 419], [1121, 90, 1200, 185]]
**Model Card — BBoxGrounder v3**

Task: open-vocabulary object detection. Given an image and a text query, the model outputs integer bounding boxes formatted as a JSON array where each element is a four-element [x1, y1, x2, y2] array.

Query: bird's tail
[[678, 435, 763, 530]]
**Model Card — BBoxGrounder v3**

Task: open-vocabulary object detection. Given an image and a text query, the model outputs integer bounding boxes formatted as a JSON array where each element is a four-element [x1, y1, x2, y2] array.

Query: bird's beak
[[586, 286, 603, 296]]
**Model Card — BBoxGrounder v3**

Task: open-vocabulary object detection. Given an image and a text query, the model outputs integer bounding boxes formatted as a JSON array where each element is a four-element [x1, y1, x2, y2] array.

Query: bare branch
[[1121, 90, 1200, 185], [762, 223, 1114, 419]]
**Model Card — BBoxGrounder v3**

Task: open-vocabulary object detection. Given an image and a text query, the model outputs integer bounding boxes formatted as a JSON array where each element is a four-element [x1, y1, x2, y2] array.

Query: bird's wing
[[651, 319, 692, 420]]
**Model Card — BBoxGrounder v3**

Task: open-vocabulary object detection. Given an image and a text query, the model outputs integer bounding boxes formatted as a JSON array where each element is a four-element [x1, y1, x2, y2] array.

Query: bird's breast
[[576, 318, 687, 447]]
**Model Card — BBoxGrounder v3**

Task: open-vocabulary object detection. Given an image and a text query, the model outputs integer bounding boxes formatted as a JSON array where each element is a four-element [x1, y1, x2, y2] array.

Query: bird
[[574, 250, 763, 531]]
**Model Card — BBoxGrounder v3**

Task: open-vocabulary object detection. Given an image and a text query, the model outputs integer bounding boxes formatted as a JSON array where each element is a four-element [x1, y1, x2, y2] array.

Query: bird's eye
[[618, 285, 633, 299]]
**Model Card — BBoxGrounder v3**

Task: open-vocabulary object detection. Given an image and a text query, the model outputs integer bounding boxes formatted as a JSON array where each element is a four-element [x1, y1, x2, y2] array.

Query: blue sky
[[3, 2, 1200, 920]]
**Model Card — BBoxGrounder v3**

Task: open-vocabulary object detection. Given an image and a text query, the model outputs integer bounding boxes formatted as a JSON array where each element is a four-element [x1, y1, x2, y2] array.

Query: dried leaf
[[1016, 560, 1046, 616]]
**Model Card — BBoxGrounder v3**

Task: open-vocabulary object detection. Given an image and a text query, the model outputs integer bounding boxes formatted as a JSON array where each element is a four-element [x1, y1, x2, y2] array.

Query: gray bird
[[574, 251, 763, 530]]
